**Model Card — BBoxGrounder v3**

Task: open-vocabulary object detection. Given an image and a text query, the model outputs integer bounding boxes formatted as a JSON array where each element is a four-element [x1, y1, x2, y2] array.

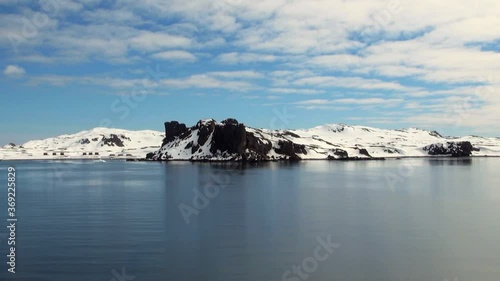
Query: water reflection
[[428, 158, 473, 166], [0, 158, 499, 281]]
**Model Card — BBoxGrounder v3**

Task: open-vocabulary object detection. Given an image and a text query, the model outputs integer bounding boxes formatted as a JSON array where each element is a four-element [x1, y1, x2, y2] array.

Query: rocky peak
[[164, 121, 188, 144], [221, 118, 239, 125]]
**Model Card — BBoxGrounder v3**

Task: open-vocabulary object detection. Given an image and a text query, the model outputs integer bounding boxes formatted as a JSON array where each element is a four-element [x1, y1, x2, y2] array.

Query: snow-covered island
[[1, 119, 500, 161]]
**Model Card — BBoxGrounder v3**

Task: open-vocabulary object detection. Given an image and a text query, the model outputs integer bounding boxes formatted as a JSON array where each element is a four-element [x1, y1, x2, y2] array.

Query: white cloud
[[294, 98, 403, 106], [334, 98, 404, 105], [269, 88, 324, 95], [216, 52, 277, 64], [207, 70, 263, 79], [307, 54, 363, 69], [294, 99, 330, 106], [29, 70, 261, 91], [29, 75, 160, 89], [82, 8, 143, 24], [4, 65, 25, 76], [129, 31, 193, 51], [161, 74, 253, 90], [152, 50, 197, 62], [293, 76, 410, 91]]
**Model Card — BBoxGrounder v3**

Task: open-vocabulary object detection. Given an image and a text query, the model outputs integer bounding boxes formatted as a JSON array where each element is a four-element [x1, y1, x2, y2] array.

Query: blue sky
[[1, 0, 499, 144]]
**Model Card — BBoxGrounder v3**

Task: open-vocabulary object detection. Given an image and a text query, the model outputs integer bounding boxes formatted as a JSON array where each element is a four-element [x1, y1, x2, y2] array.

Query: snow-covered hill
[[0, 128, 164, 160], [149, 119, 500, 161]]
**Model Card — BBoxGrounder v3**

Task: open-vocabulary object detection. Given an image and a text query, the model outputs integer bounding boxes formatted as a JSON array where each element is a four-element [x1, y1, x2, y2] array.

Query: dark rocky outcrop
[[210, 119, 246, 155], [423, 141, 477, 157], [358, 148, 372, 158], [383, 148, 402, 154], [163, 121, 188, 145], [3, 143, 16, 149], [274, 140, 307, 160], [327, 148, 349, 159], [101, 134, 125, 147], [429, 131, 443, 138], [246, 132, 272, 156], [196, 120, 216, 146], [79, 138, 90, 145], [280, 131, 301, 138], [153, 118, 311, 161], [221, 118, 239, 125], [191, 144, 200, 154]]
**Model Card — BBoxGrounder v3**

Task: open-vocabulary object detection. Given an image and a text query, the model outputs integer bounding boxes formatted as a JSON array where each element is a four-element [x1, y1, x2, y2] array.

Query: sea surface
[[1, 158, 500, 281]]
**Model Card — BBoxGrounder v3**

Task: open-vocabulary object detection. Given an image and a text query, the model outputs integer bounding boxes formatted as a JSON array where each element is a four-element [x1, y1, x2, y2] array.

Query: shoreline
[[1, 155, 499, 162]]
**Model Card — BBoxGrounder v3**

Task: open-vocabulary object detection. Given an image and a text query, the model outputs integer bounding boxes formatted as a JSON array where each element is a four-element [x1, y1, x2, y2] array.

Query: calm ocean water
[[1, 158, 500, 281]]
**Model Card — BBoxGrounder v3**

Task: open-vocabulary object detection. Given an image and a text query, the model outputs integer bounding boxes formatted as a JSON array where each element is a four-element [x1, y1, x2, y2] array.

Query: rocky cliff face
[[150, 119, 278, 161], [163, 121, 188, 144]]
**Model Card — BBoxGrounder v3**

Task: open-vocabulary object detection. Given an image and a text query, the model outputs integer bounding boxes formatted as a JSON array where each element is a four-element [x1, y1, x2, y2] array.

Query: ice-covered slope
[[149, 119, 500, 161], [0, 128, 164, 160]]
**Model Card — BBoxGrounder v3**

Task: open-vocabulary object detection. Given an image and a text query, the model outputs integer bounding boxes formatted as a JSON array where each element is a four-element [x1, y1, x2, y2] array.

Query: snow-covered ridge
[[0, 128, 164, 160], [149, 119, 500, 161]]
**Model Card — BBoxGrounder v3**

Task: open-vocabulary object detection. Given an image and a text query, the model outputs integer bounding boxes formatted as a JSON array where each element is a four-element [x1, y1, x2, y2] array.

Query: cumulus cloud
[[3, 65, 25, 76]]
